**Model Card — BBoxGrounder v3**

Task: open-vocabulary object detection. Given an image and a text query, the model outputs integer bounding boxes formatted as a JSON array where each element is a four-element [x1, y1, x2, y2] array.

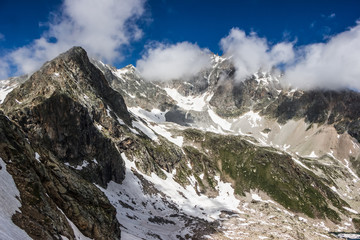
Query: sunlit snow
[[0, 158, 31, 240], [164, 88, 212, 111]]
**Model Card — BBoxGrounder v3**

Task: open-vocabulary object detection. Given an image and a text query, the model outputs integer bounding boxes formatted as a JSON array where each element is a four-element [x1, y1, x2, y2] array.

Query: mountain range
[[1, 46, 360, 239]]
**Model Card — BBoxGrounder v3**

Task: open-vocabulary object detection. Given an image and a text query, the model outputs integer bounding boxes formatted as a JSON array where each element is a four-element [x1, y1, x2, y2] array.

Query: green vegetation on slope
[[183, 128, 348, 222]]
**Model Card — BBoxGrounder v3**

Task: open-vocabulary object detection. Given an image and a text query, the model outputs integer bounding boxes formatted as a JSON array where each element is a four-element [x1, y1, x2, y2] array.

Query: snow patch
[[251, 192, 275, 204], [208, 108, 232, 131], [95, 123, 103, 131], [164, 88, 212, 111], [240, 111, 262, 128], [292, 157, 311, 171], [0, 157, 31, 239], [35, 152, 41, 163], [75, 160, 89, 170], [150, 124, 183, 147], [132, 120, 158, 141], [129, 107, 166, 123], [343, 206, 359, 214], [306, 151, 318, 158], [57, 207, 91, 240], [344, 159, 359, 183], [0, 86, 16, 104]]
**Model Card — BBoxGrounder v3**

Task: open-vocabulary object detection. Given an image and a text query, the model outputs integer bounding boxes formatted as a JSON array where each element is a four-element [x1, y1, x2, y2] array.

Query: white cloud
[[2, 0, 145, 78], [270, 42, 295, 65], [136, 42, 212, 81], [0, 33, 4, 41], [0, 60, 9, 80], [284, 22, 360, 90], [220, 28, 295, 81]]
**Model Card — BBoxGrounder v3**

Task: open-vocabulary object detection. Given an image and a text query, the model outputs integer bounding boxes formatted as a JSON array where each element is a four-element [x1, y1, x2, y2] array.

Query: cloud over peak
[[284, 22, 360, 90], [220, 28, 295, 81], [219, 25, 360, 91], [136, 42, 212, 81], [1, 0, 145, 79]]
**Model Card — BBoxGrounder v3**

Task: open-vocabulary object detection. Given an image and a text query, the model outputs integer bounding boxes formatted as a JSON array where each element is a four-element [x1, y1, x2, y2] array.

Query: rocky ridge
[[1, 47, 360, 239]]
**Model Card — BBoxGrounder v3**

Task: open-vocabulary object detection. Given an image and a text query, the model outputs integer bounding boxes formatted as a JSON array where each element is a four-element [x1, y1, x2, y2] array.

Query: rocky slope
[[1, 47, 360, 239]]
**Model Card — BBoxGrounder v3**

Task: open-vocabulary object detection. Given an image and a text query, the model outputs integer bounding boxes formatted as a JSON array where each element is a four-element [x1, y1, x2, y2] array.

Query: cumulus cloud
[[284, 22, 360, 90], [1, 0, 145, 79], [220, 28, 295, 81], [136, 42, 212, 81]]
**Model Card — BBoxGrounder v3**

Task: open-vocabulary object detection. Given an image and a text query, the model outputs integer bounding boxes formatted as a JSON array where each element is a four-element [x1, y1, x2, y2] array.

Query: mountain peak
[[2, 47, 131, 124], [56, 46, 88, 61]]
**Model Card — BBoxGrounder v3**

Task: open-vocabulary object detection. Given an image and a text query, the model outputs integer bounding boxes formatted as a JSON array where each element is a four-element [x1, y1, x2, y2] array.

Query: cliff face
[[0, 47, 127, 239], [2, 47, 131, 187], [0, 111, 121, 239]]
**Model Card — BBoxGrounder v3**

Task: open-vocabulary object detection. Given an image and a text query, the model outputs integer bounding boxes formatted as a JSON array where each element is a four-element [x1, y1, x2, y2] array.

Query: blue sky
[[0, 0, 360, 89]]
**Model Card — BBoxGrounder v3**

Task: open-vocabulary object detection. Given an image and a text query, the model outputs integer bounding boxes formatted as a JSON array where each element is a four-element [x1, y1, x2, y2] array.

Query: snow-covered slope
[[0, 158, 30, 240], [91, 55, 360, 239]]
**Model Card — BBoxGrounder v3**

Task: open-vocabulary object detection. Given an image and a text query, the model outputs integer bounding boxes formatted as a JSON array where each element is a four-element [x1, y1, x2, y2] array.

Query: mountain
[[1, 47, 360, 239]]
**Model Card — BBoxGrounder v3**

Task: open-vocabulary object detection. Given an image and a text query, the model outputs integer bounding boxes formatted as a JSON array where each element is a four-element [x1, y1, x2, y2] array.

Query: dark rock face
[[0, 46, 130, 239], [2, 47, 128, 187], [0, 113, 121, 240], [263, 90, 360, 141]]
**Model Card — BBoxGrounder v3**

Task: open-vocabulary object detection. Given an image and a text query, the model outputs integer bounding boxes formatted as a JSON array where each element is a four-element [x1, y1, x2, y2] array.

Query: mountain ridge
[[1, 46, 360, 239]]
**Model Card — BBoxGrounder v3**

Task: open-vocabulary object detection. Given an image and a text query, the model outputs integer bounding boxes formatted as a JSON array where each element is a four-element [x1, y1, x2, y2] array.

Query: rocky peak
[[1, 47, 133, 187], [3, 46, 131, 125]]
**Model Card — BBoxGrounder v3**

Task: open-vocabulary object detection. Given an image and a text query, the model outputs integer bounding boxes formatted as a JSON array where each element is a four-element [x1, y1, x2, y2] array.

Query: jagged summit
[[3, 45, 131, 124]]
